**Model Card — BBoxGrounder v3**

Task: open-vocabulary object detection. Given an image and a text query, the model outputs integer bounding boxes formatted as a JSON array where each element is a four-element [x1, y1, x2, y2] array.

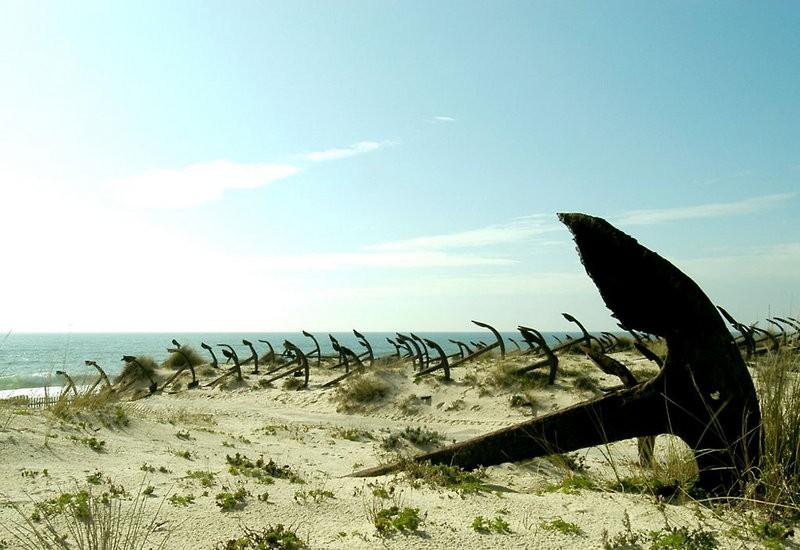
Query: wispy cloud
[[431, 115, 456, 123], [304, 140, 389, 162], [107, 160, 299, 209], [252, 251, 516, 270], [616, 192, 797, 226], [366, 215, 558, 252]]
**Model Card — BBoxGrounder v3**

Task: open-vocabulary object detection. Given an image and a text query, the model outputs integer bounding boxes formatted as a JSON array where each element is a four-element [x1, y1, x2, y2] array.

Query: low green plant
[[215, 487, 248, 512], [602, 512, 719, 550], [540, 517, 583, 536], [70, 435, 106, 452], [371, 506, 422, 536], [3, 483, 170, 549], [572, 373, 599, 392], [226, 453, 304, 484], [545, 473, 597, 494], [216, 524, 305, 549], [333, 372, 391, 412], [381, 426, 444, 450], [167, 493, 195, 507], [173, 449, 192, 460], [471, 515, 511, 534], [86, 471, 104, 485], [186, 469, 216, 488], [331, 427, 373, 441], [293, 488, 334, 504], [396, 460, 488, 494]]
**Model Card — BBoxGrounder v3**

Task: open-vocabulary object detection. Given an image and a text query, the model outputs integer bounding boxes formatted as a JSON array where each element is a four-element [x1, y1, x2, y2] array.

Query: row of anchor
[[53, 310, 799, 400]]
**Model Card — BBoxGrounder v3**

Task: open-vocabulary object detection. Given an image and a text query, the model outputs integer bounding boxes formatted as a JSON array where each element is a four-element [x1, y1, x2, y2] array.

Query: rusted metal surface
[[580, 345, 654, 466], [120, 356, 158, 394], [416, 321, 504, 377], [55, 370, 78, 396], [85, 360, 111, 391], [410, 333, 430, 369], [164, 341, 199, 390], [321, 345, 365, 388], [302, 331, 321, 369], [448, 339, 471, 359], [201, 342, 219, 368], [354, 330, 375, 367], [258, 339, 276, 364], [516, 326, 559, 384], [260, 340, 309, 389], [352, 213, 761, 496], [240, 339, 258, 374], [423, 338, 450, 381]]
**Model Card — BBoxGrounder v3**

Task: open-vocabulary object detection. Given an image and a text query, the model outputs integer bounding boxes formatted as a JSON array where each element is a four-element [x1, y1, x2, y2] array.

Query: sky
[[0, 1, 798, 333]]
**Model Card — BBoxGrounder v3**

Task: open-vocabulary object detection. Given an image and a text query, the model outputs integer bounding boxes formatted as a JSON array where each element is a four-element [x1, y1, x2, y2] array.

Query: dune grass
[[162, 346, 205, 370], [746, 350, 800, 518], [2, 481, 171, 549], [114, 356, 159, 384]]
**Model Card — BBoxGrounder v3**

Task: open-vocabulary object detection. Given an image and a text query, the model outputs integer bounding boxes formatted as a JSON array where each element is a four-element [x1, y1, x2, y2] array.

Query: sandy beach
[[0, 350, 782, 549]]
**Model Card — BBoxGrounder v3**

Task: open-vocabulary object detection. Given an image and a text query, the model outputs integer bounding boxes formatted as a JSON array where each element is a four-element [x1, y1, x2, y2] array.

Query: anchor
[[201, 342, 219, 368], [415, 321, 505, 378], [352, 213, 762, 497]]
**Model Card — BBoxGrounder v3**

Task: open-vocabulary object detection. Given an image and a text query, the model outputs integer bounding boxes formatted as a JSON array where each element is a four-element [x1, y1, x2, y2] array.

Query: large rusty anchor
[[415, 320, 505, 378], [201, 342, 219, 368], [261, 340, 309, 389], [354, 330, 375, 367], [302, 331, 322, 369], [515, 326, 559, 384], [55, 370, 78, 397], [119, 356, 158, 394], [85, 360, 112, 392], [160, 340, 199, 391], [321, 344, 365, 388], [205, 344, 243, 387], [352, 213, 761, 496]]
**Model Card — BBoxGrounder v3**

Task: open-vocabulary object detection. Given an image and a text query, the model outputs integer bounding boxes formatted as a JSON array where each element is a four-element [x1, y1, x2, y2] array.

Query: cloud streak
[[304, 140, 388, 162], [366, 215, 558, 252], [432, 115, 456, 123], [107, 160, 299, 209], [616, 192, 797, 226]]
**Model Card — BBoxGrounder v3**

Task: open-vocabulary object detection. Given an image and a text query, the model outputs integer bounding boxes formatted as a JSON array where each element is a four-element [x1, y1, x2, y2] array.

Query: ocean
[[0, 331, 576, 397]]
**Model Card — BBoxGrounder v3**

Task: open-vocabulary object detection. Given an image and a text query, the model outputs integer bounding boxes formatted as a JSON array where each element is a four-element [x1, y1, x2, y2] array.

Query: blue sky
[[1, 1, 798, 332]]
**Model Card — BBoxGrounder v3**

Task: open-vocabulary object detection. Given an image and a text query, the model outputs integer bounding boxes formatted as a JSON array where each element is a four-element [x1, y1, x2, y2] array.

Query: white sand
[[0, 353, 779, 548]]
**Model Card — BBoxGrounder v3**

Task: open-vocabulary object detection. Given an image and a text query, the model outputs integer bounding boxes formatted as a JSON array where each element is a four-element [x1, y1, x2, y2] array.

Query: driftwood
[[351, 212, 761, 496]]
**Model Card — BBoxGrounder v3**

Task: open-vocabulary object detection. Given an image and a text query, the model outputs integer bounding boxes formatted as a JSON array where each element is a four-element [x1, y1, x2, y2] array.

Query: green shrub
[[215, 487, 248, 511], [540, 517, 583, 536], [216, 524, 305, 549], [333, 372, 391, 412], [471, 515, 511, 534], [4, 484, 170, 549], [226, 453, 304, 484], [372, 506, 422, 535]]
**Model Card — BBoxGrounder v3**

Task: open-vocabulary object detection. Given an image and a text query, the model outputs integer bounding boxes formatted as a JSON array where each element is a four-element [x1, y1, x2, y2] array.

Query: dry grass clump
[[747, 350, 800, 518], [115, 356, 159, 384], [162, 346, 205, 370], [487, 361, 549, 391], [333, 371, 392, 412], [2, 482, 171, 549]]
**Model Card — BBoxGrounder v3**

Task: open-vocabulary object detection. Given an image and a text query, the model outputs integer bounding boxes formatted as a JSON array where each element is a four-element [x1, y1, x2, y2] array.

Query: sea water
[[0, 331, 574, 397]]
